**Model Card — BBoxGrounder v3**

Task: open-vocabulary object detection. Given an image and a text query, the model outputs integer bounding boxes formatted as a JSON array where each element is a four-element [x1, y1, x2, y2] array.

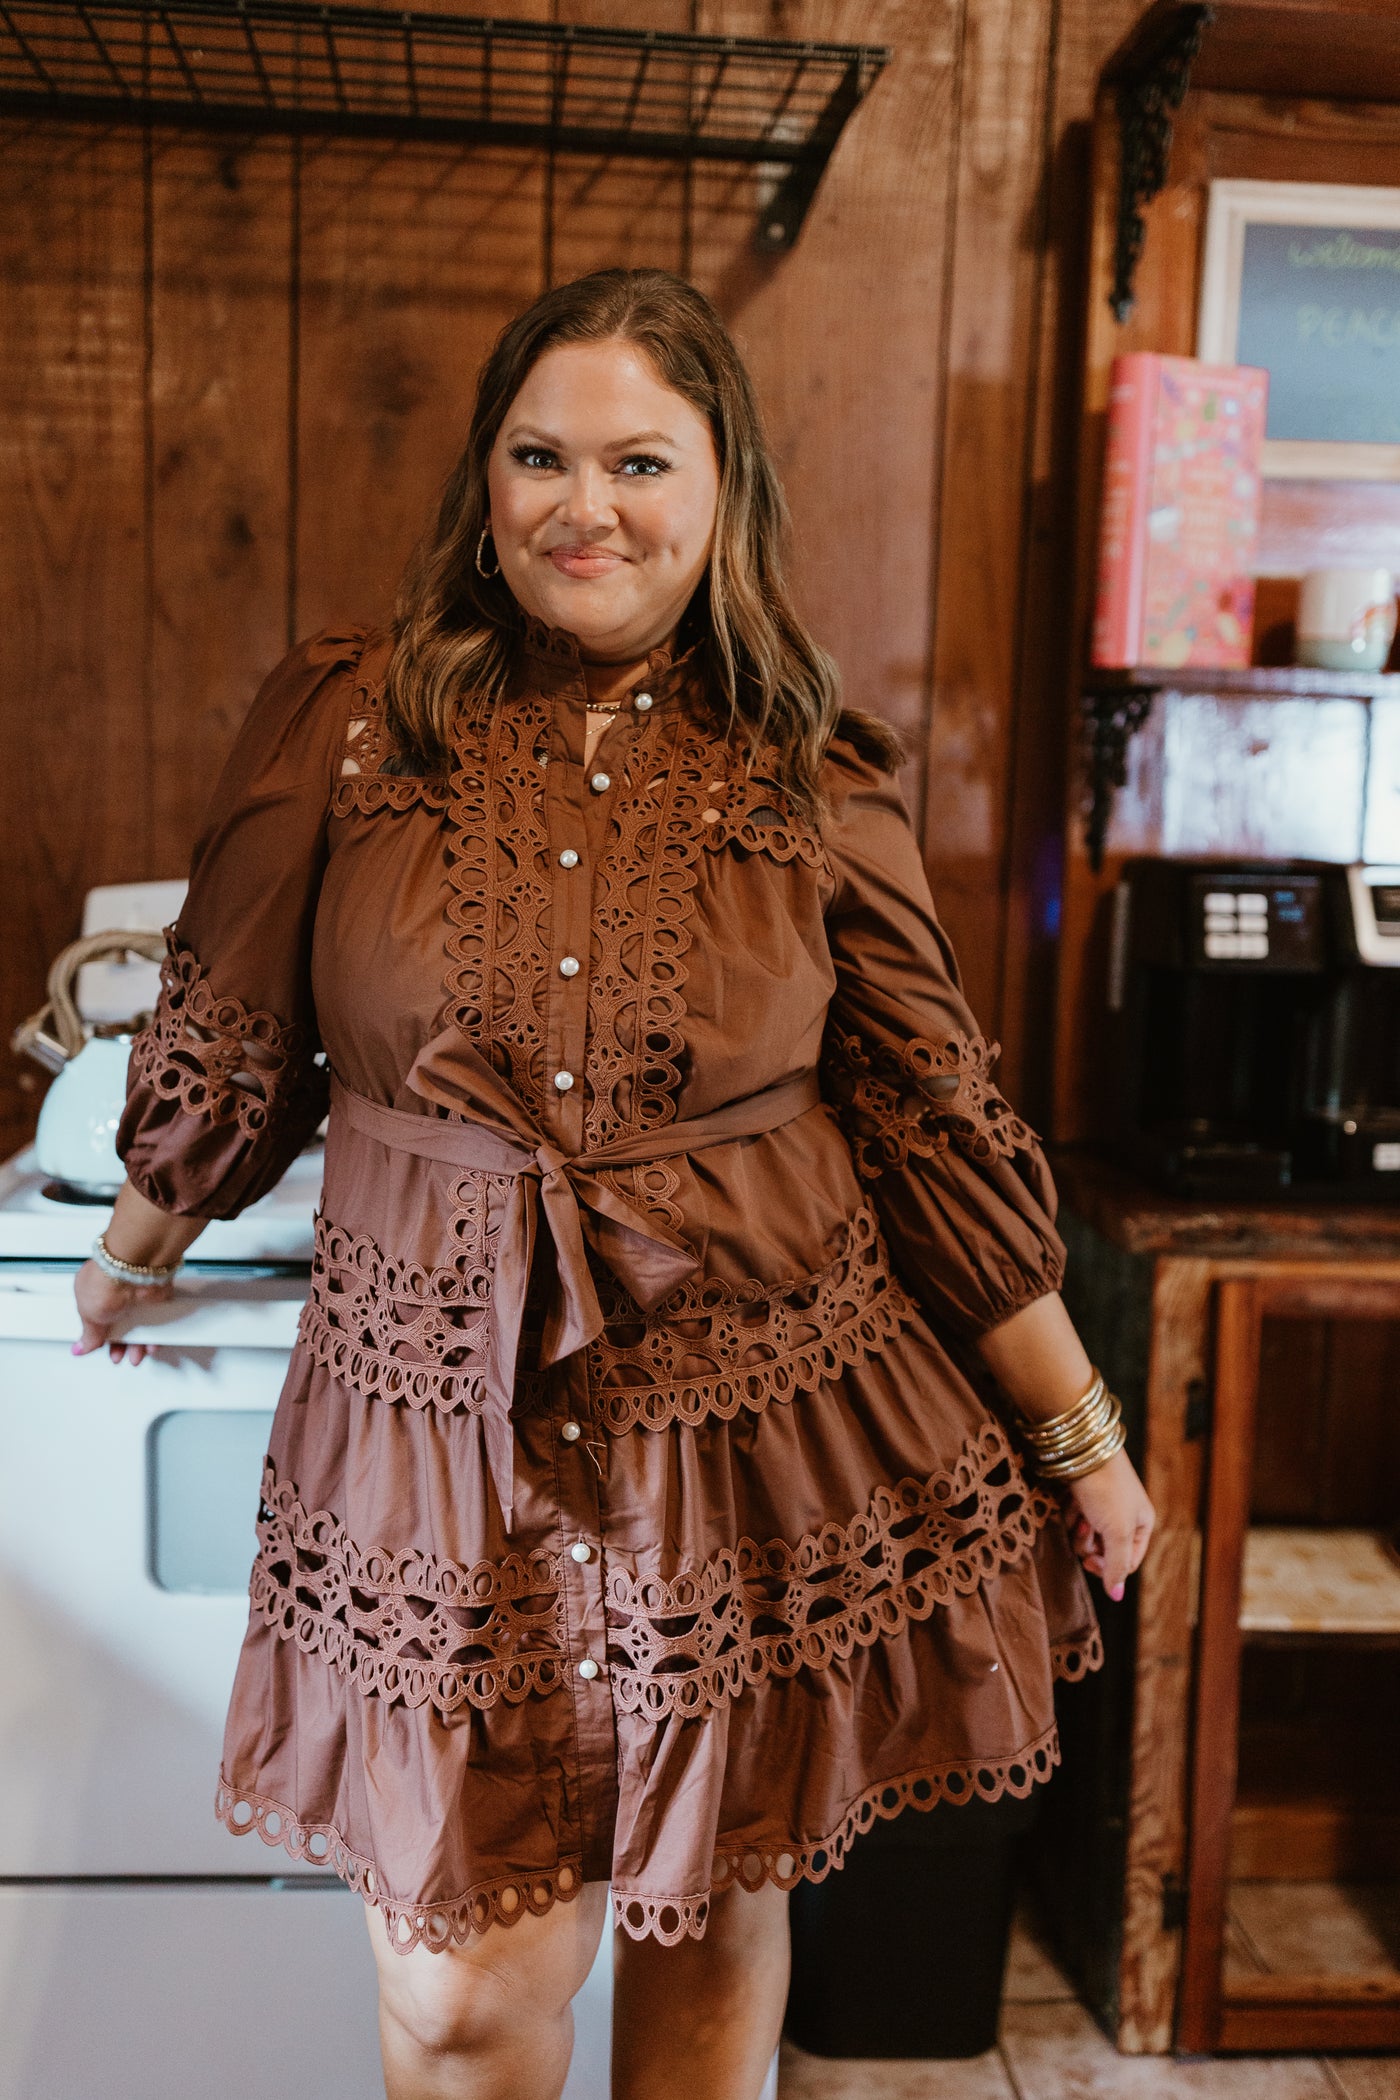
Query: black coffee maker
[[1108, 860, 1400, 1198]]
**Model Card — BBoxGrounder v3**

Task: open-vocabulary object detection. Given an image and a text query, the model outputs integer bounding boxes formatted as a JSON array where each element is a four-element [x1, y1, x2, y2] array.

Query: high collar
[[513, 613, 703, 708]]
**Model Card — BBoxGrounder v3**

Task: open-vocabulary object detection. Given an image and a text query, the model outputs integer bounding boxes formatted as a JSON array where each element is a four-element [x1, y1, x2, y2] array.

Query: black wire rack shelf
[[0, 0, 890, 247]]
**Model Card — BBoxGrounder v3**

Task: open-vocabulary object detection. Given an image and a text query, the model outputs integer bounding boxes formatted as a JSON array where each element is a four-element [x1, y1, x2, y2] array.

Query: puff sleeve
[[820, 734, 1066, 1338], [116, 629, 367, 1219]]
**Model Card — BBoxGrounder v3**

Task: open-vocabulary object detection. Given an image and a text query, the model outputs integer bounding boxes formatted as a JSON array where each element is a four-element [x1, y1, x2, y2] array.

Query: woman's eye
[[510, 445, 558, 470], [617, 454, 670, 478]]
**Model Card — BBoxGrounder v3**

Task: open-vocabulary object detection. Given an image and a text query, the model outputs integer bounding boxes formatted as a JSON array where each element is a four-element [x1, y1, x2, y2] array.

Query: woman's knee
[[368, 1886, 607, 2060]]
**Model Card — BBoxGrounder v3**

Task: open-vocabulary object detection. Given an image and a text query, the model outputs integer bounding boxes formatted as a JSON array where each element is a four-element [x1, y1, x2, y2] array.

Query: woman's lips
[[546, 546, 626, 579]]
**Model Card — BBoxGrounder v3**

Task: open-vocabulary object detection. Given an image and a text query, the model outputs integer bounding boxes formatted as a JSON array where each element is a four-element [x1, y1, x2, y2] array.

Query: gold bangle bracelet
[[1037, 1434, 1127, 1483], [1013, 1367, 1127, 1481], [1035, 1411, 1127, 1481], [1017, 1374, 1111, 1455], [1021, 1397, 1113, 1456], [1016, 1370, 1107, 1448]]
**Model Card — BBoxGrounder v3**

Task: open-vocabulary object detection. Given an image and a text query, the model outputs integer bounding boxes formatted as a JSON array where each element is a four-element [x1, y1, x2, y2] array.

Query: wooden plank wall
[[0, 0, 1146, 1152]]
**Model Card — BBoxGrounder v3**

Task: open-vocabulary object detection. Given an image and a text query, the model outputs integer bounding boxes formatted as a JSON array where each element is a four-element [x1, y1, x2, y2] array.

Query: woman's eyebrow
[[503, 425, 678, 449]]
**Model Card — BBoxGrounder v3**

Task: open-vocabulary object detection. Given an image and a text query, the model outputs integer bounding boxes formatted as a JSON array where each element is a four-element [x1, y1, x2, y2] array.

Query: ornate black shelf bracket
[[1110, 3, 1214, 321], [1083, 682, 1156, 871]]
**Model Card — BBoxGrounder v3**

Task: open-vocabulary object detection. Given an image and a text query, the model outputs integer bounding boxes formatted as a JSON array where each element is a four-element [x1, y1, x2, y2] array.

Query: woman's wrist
[[1014, 1367, 1127, 1480], [98, 1180, 209, 1273]]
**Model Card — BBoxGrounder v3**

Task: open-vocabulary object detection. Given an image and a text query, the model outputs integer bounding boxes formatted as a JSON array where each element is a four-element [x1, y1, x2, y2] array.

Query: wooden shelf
[[1106, 1, 1400, 109], [1078, 661, 1400, 866], [1242, 1528, 1400, 1639], [1085, 664, 1400, 701], [1055, 1150, 1400, 1262]]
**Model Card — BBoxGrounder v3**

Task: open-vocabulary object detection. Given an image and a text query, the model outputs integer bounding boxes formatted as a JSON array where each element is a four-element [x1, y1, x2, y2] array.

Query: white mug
[[1296, 567, 1397, 673]]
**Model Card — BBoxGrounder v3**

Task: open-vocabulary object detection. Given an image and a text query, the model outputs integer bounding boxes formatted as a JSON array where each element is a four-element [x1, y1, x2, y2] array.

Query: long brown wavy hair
[[383, 267, 899, 809]]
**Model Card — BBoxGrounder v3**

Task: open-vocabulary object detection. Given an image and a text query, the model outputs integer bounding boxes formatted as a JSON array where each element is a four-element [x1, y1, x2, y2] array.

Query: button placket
[[540, 698, 596, 1152], [551, 1353, 615, 1878], [539, 685, 656, 1152]]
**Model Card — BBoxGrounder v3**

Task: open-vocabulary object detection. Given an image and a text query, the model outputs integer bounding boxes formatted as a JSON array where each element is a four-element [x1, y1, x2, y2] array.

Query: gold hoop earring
[[475, 528, 499, 580]]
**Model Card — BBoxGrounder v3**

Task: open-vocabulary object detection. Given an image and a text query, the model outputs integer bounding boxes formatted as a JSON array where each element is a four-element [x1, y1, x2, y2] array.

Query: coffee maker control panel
[[1189, 874, 1324, 971], [1347, 866, 1400, 967]]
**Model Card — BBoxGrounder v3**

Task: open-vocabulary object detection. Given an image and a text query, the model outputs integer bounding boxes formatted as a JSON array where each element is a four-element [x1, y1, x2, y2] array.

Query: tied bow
[[330, 1034, 820, 1530]]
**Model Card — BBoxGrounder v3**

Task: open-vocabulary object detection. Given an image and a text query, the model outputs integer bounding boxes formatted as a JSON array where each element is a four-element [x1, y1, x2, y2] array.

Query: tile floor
[[777, 1907, 1400, 2099]]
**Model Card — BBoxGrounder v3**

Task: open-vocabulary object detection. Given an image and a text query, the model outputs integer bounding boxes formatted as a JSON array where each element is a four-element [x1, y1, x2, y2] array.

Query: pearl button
[[590, 771, 611, 793], [702, 808, 721, 823], [559, 955, 580, 977], [577, 1657, 600, 1681], [561, 1421, 582, 1443], [570, 1541, 593, 1564], [559, 848, 580, 869], [553, 1070, 574, 1092], [634, 692, 653, 712]]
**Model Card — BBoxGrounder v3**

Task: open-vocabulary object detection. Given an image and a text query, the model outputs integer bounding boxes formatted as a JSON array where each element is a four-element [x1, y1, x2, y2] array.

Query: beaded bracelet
[[92, 1231, 183, 1288]]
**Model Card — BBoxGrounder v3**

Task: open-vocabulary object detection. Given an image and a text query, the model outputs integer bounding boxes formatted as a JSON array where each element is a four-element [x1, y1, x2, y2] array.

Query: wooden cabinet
[[1038, 1157, 1400, 2054]]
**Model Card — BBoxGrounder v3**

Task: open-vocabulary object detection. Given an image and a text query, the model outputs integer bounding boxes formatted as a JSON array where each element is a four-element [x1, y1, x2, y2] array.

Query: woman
[[75, 267, 1154, 2100]]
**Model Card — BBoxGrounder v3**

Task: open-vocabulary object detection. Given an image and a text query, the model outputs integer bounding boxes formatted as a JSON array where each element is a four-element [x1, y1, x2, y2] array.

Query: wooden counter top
[[1051, 1148, 1400, 1262]]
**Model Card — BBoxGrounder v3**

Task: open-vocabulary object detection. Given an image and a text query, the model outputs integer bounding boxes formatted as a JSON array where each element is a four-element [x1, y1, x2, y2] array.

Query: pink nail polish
[[1110, 1583, 1125, 1601], [70, 1342, 82, 1356]]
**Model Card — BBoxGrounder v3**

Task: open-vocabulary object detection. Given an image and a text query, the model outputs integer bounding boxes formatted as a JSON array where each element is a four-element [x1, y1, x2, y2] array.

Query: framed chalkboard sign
[[1197, 180, 1400, 481]]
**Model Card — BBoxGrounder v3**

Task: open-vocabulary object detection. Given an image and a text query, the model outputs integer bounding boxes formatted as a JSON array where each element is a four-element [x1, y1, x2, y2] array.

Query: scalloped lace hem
[[214, 1777, 584, 1955], [612, 1724, 1063, 1945], [1050, 1623, 1103, 1682]]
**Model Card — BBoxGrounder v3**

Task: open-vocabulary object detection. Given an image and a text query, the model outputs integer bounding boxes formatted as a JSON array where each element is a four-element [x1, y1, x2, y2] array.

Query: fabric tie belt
[[328, 1039, 821, 1529]]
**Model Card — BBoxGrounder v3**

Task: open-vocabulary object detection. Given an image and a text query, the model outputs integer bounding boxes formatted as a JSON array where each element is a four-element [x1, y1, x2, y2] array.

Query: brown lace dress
[[117, 620, 1101, 1954]]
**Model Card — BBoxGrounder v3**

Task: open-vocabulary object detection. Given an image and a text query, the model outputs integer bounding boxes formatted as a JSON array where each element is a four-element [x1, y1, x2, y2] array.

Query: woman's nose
[[557, 463, 617, 531]]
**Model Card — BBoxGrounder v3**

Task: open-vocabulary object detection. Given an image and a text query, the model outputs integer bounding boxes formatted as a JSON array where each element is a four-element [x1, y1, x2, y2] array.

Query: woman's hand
[[70, 1178, 207, 1364], [973, 1293, 1156, 1602], [1062, 1446, 1155, 1602], [72, 1258, 173, 1365]]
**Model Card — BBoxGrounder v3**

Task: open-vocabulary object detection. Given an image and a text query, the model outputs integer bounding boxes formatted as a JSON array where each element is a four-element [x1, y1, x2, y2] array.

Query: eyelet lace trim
[[127, 933, 324, 1140], [822, 1026, 1038, 1178], [612, 1891, 715, 1944], [605, 1423, 1055, 1721], [1050, 1625, 1103, 1682], [697, 757, 827, 869], [334, 675, 450, 816], [443, 697, 553, 1112], [588, 1202, 914, 1434], [215, 1777, 584, 1955], [250, 1464, 567, 1714], [582, 713, 716, 1149], [297, 1190, 509, 1416], [611, 1725, 1063, 1945]]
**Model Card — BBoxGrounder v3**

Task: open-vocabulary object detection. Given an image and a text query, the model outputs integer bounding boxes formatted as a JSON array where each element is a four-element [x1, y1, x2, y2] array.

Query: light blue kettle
[[12, 931, 166, 1197]]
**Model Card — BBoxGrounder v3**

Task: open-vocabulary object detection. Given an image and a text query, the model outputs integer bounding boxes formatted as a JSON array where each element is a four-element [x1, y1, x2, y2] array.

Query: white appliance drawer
[[0, 1881, 623, 2100], [0, 1882, 384, 2100], [0, 1326, 300, 1876]]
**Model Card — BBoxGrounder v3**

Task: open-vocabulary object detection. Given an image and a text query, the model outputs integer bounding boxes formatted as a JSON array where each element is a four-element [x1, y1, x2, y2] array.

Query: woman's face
[[485, 338, 721, 662]]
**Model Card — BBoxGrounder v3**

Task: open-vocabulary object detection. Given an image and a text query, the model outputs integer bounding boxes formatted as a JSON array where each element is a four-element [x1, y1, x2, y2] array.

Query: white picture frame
[[1197, 177, 1400, 482]]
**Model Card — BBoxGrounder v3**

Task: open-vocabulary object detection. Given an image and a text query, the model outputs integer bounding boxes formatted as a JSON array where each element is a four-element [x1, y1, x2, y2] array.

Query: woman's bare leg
[[610, 1883, 790, 2100], [367, 1881, 610, 2100]]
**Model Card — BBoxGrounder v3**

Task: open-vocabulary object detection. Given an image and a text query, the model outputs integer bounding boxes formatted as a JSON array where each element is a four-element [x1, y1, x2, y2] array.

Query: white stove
[[0, 1138, 620, 2100], [1, 851, 773, 2100]]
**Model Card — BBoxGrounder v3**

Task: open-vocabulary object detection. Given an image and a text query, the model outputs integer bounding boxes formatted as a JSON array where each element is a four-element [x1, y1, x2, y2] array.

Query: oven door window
[[148, 1410, 275, 1594]]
